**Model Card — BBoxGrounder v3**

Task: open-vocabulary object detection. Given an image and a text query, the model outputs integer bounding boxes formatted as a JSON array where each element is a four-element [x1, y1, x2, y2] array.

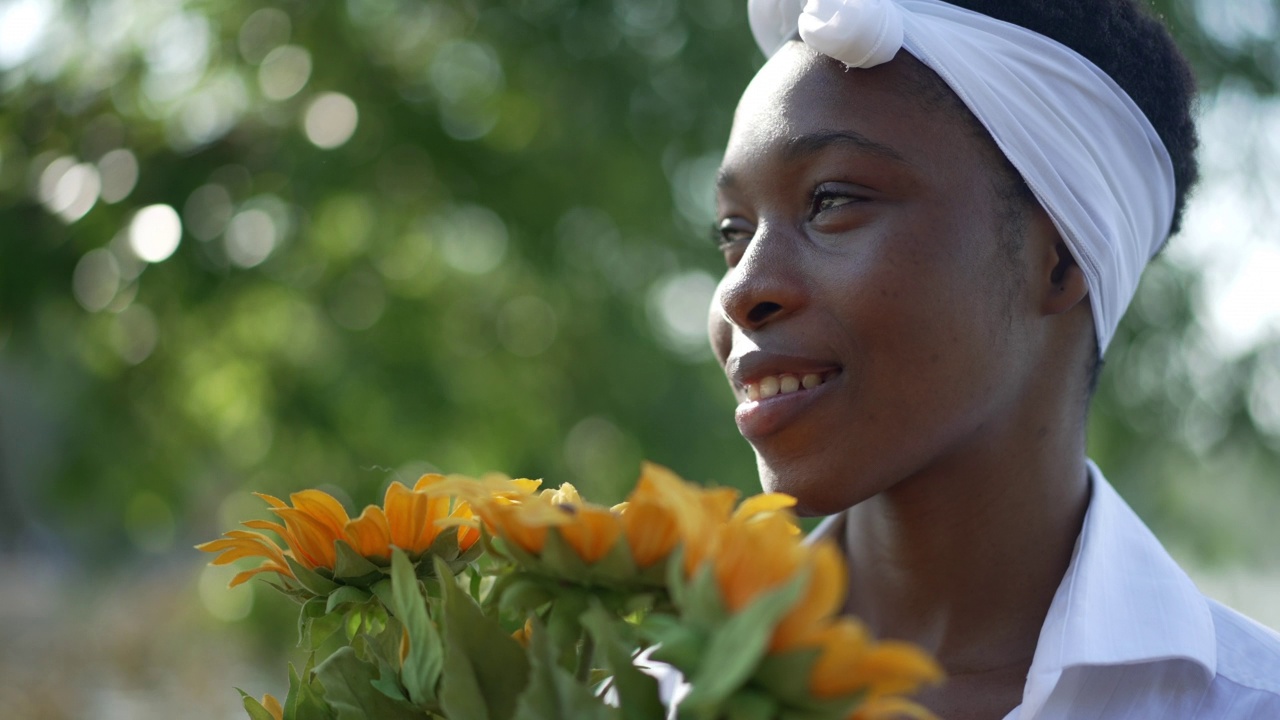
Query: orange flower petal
[[254, 492, 287, 509], [288, 489, 351, 538], [771, 541, 848, 651], [619, 500, 680, 569], [272, 507, 340, 569], [557, 506, 623, 564], [384, 481, 449, 554], [197, 531, 288, 568], [850, 697, 939, 720], [848, 641, 945, 698], [713, 514, 805, 612], [809, 618, 874, 697], [261, 693, 284, 720], [344, 505, 392, 559], [242, 519, 288, 536], [230, 563, 292, 587], [412, 473, 447, 492], [449, 503, 482, 551], [732, 492, 798, 521]]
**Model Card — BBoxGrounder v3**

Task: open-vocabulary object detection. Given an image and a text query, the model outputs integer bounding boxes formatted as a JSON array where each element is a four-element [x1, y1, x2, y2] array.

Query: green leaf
[[437, 556, 531, 720], [638, 613, 704, 671], [580, 602, 664, 720], [237, 690, 278, 720], [284, 657, 335, 720], [752, 647, 820, 705], [298, 598, 343, 651], [314, 647, 422, 720], [391, 547, 444, 707], [332, 540, 384, 582], [325, 585, 371, 614], [545, 589, 590, 671], [679, 570, 809, 715], [308, 612, 344, 652], [679, 563, 727, 628], [722, 689, 778, 720], [299, 597, 326, 648], [536, 528, 590, 583], [495, 575, 554, 617], [370, 650, 412, 704], [285, 556, 341, 597], [427, 526, 462, 563], [511, 617, 618, 720]]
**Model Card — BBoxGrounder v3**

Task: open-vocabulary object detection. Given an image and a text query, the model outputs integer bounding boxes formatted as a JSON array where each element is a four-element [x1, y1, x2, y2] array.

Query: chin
[[756, 453, 881, 518]]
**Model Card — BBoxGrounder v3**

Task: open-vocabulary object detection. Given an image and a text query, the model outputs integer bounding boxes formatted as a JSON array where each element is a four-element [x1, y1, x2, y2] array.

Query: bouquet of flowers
[[198, 462, 942, 720]]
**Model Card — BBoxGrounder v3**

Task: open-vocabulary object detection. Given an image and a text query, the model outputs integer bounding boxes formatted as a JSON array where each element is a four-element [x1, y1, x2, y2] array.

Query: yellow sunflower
[[197, 475, 480, 587]]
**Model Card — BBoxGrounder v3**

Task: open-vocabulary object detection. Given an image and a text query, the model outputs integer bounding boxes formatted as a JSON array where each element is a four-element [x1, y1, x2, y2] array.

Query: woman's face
[[708, 43, 1043, 516]]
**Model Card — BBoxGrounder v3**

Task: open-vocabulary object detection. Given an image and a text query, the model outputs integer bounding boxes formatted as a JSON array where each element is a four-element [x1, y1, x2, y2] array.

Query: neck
[[839, 395, 1091, 674]]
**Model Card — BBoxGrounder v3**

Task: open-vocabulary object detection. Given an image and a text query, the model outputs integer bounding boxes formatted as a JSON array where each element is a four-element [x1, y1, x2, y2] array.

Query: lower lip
[[734, 374, 840, 440]]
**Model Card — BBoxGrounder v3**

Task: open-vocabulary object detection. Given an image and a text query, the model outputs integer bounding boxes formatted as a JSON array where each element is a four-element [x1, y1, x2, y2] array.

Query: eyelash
[[809, 187, 858, 216], [712, 186, 863, 249], [712, 221, 751, 248]]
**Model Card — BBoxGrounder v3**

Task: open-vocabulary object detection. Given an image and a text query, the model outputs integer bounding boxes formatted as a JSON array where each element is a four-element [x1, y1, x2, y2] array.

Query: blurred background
[[0, 0, 1277, 717]]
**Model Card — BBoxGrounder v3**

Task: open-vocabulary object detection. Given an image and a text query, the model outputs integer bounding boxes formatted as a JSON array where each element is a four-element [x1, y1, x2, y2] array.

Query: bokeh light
[[72, 249, 121, 312], [257, 44, 311, 101], [303, 92, 358, 149], [238, 6, 291, 64], [224, 208, 278, 268], [0, 0, 54, 69], [38, 156, 100, 223], [128, 204, 182, 263], [647, 269, 717, 359], [182, 183, 234, 241], [497, 295, 559, 357], [96, 148, 138, 204], [438, 204, 508, 274]]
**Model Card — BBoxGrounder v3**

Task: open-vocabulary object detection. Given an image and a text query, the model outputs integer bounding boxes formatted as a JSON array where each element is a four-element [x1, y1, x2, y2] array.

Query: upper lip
[[727, 350, 843, 393]]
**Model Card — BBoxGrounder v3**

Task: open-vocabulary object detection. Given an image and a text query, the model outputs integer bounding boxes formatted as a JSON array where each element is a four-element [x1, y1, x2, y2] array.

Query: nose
[[715, 222, 808, 332]]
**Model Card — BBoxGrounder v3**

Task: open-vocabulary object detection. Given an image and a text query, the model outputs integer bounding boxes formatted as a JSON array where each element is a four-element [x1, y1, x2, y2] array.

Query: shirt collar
[[1018, 459, 1217, 717], [805, 461, 1219, 718]]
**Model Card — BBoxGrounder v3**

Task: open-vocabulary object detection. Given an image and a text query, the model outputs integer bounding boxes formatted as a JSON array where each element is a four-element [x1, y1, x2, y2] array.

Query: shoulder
[[1205, 598, 1280, 701], [1051, 608, 1280, 719], [1090, 601, 1280, 717]]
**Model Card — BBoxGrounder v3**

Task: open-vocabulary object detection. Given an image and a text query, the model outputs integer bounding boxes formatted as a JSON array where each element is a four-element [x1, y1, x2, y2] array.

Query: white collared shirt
[[1004, 461, 1280, 718], [807, 461, 1280, 717], [649, 462, 1280, 717]]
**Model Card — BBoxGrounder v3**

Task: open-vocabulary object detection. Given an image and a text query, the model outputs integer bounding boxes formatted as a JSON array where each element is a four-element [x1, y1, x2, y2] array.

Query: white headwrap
[[748, 0, 1175, 354]]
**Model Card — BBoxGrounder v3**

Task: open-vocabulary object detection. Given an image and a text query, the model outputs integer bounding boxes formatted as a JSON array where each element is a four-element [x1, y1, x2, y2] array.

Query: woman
[[706, 0, 1280, 717]]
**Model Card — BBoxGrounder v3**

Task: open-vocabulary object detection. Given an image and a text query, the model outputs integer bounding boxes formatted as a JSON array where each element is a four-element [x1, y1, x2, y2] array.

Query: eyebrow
[[785, 130, 911, 165], [716, 129, 912, 190]]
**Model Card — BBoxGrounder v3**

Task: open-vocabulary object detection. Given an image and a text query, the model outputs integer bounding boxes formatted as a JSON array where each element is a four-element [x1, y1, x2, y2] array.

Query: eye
[[809, 186, 860, 217], [712, 218, 754, 248]]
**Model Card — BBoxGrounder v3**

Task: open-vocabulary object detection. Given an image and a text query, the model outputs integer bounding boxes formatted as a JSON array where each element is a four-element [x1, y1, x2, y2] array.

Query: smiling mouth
[[743, 370, 841, 402]]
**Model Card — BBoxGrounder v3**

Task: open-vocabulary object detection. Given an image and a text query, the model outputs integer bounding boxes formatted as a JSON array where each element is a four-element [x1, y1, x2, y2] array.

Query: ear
[[1034, 211, 1088, 315]]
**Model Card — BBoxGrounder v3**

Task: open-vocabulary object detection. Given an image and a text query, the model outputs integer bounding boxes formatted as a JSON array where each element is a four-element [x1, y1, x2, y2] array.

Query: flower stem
[[575, 631, 596, 683]]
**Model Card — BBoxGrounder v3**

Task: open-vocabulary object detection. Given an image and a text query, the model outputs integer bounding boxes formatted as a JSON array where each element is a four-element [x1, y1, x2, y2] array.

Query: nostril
[[746, 301, 783, 326]]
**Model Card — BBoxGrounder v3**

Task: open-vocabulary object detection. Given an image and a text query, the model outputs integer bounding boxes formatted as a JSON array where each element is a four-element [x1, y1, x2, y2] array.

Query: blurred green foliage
[[0, 0, 1277, 572]]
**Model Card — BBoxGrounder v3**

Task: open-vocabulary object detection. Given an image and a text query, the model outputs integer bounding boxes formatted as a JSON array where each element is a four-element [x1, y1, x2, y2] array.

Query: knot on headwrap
[[798, 0, 904, 68], [745, 0, 1177, 354]]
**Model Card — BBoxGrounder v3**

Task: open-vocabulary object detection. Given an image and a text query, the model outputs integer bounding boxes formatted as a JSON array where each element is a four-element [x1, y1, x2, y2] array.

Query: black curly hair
[[950, 0, 1200, 237], [892, 0, 1198, 393]]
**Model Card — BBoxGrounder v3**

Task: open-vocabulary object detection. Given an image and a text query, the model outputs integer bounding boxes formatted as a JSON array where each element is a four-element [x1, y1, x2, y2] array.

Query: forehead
[[722, 42, 970, 181]]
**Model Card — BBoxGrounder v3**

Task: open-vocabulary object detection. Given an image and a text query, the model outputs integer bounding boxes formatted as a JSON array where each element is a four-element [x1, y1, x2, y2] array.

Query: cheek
[[707, 287, 732, 363]]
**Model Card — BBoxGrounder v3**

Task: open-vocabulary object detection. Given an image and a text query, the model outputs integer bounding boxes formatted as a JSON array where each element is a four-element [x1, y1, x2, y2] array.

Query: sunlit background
[[0, 0, 1277, 717]]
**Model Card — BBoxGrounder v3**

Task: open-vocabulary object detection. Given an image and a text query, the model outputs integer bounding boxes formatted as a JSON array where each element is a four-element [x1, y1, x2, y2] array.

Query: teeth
[[743, 371, 835, 402]]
